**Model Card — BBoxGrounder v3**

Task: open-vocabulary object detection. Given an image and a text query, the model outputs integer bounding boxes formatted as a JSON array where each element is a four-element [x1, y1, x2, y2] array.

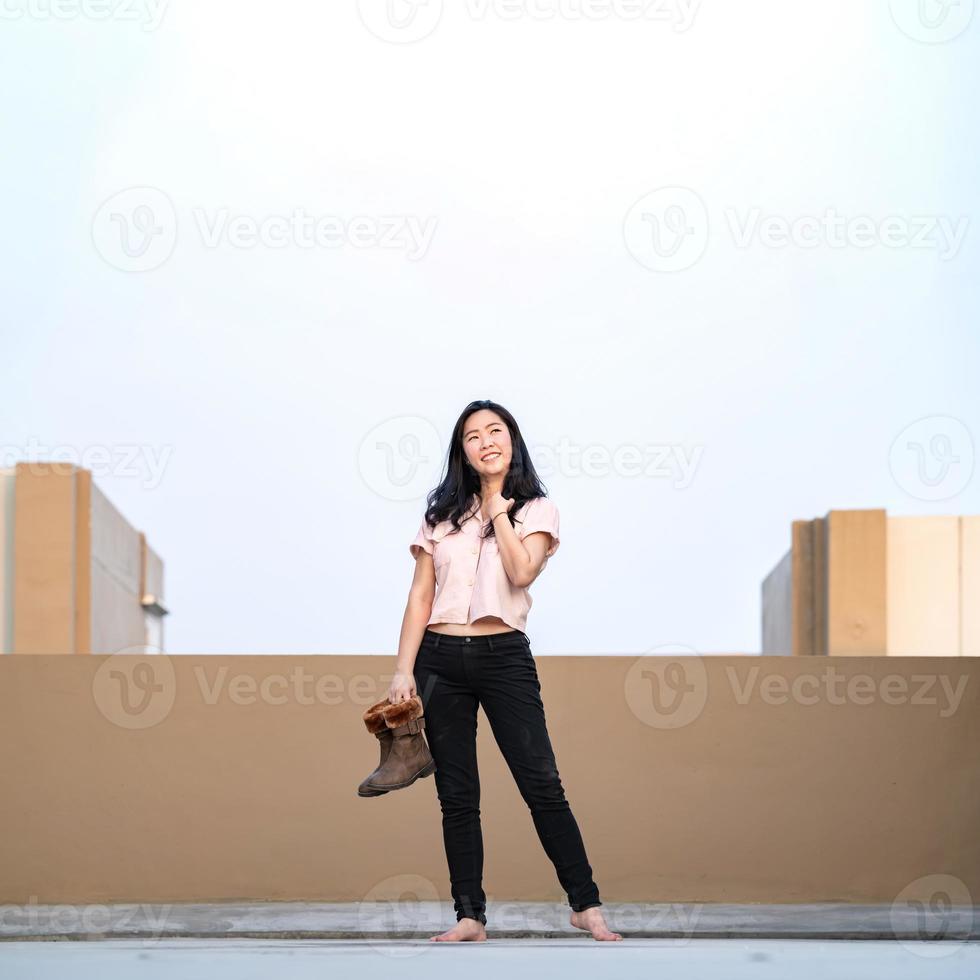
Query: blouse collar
[[463, 492, 483, 523]]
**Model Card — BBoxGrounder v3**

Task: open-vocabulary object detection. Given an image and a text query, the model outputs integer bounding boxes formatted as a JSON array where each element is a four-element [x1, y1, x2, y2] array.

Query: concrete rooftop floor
[[1, 901, 977, 978], [1, 937, 979, 979]]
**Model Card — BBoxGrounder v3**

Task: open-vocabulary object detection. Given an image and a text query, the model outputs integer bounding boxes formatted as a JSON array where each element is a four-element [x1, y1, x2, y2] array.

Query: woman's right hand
[[388, 669, 417, 703]]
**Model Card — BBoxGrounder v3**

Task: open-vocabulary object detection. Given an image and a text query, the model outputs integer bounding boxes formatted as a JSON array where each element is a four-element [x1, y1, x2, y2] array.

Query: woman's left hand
[[486, 492, 514, 521]]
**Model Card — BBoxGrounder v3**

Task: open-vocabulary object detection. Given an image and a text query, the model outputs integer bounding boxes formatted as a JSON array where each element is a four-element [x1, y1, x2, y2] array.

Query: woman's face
[[462, 409, 513, 479]]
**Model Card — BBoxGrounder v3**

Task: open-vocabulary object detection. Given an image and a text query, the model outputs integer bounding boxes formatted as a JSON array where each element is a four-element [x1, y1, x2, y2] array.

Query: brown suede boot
[[360, 695, 436, 794], [357, 697, 396, 798]]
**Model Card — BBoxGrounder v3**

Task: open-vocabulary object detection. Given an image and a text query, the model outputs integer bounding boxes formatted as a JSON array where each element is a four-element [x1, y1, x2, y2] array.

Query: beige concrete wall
[[761, 519, 828, 656], [75, 467, 92, 655], [89, 482, 146, 654], [963, 517, 980, 657], [793, 517, 827, 656], [887, 516, 961, 656], [0, 469, 14, 654], [1, 654, 976, 905], [761, 548, 792, 655], [763, 510, 978, 657], [12, 463, 80, 654], [826, 509, 887, 656], [10, 463, 162, 655], [762, 510, 888, 657], [139, 534, 167, 652], [141, 535, 165, 605]]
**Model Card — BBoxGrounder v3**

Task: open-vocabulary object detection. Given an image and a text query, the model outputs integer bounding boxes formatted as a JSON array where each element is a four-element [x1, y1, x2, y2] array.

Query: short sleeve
[[519, 497, 560, 558], [410, 518, 434, 559]]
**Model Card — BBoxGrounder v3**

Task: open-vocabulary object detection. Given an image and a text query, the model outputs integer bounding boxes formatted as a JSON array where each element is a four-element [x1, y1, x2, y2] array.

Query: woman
[[389, 399, 622, 943]]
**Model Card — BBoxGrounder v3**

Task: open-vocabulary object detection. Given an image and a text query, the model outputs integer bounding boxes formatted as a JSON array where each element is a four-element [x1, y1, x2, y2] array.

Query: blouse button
[[467, 579, 474, 586]]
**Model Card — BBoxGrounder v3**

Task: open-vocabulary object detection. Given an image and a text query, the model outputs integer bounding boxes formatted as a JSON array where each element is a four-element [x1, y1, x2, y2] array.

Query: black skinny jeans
[[412, 626, 602, 925]]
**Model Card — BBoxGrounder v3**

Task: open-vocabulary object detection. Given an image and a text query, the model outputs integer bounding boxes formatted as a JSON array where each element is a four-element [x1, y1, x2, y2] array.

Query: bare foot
[[570, 906, 623, 941], [429, 917, 487, 942]]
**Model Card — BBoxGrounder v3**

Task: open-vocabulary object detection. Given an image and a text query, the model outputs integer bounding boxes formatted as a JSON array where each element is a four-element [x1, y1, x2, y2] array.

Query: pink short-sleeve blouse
[[409, 493, 560, 632]]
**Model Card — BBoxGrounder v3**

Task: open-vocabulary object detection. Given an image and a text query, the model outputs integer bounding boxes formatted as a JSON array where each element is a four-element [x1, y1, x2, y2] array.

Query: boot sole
[[358, 759, 437, 795]]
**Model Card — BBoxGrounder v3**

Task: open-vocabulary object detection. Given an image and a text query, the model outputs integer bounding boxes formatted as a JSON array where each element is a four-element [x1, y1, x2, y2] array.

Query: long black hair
[[421, 399, 550, 540]]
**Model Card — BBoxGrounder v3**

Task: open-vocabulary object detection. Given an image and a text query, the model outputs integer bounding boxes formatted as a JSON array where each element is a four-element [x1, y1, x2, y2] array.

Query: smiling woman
[[375, 398, 620, 944]]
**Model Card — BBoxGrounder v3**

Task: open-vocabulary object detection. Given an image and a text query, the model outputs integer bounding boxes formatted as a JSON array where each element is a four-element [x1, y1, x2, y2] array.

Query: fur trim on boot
[[362, 696, 391, 735], [380, 694, 424, 731]]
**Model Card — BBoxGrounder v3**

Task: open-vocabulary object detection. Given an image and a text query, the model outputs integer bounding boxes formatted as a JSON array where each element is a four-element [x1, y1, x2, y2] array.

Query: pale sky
[[1, 1, 977, 654]]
